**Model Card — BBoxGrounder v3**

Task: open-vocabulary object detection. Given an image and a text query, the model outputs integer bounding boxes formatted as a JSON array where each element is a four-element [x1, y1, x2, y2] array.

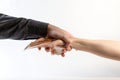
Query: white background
[[0, 0, 120, 80]]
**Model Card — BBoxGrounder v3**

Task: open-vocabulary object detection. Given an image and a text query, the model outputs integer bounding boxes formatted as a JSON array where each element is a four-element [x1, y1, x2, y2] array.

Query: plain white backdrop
[[0, 0, 120, 80]]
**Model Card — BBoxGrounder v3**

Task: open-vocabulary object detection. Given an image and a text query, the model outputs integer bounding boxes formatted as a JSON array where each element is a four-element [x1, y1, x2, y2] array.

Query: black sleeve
[[0, 13, 48, 40]]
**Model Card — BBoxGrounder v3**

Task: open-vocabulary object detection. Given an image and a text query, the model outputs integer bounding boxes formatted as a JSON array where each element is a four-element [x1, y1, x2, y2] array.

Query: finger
[[35, 42, 50, 48], [61, 53, 65, 57], [65, 43, 72, 51], [51, 49, 55, 55], [45, 47, 51, 52], [54, 40, 64, 46], [35, 38, 45, 42], [62, 36, 72, 51], [38, 47, 41, 50], [67, 44, 72, 51], [48, 40, 64, 50], [62, 49, 67, 53], [49, 43, 55, 50]]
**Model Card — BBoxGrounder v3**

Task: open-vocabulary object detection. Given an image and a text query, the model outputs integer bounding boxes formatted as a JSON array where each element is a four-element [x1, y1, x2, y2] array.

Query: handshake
[[25, 37, 120, 60], [24, 38, 73, 57]]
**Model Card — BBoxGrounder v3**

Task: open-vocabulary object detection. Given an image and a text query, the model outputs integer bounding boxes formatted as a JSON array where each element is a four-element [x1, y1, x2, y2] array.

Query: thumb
[[63, 36, 72, 51]]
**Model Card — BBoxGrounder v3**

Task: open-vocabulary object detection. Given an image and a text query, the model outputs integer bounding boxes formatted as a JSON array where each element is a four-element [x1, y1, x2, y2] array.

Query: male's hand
[[37, 24, 74, 56], [47, 24, 73, 50]]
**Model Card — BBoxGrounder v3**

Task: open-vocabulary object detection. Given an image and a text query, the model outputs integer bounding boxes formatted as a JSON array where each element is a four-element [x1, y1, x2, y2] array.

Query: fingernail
[[38, 47, 41, 50], [61, 53, 65, 57]]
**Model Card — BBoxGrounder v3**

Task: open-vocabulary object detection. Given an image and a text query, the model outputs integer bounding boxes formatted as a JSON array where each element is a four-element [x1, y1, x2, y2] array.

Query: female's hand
[[35, 38, 68, 57]]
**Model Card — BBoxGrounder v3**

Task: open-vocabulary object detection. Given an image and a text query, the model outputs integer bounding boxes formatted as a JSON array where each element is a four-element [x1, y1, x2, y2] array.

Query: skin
[[46, 24, 73, 51], [35, 24, 120, 60], [71, 38, 120, 61], [37, 37, 120, 61]]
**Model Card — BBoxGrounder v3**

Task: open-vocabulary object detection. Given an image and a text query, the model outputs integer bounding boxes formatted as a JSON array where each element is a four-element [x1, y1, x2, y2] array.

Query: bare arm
[[72, 38, 120, 60], [34, 37, 120, 60]]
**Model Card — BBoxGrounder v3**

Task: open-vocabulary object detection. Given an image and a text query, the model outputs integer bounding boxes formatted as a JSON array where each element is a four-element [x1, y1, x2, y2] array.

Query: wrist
[[71, 37, 89, 50], [47, 24, 52, 33], [71, 37, 80, 49]]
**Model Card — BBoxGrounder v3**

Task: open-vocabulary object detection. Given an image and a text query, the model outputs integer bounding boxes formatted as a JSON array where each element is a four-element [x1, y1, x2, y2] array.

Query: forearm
[[0, 13, 48, 40], [72, 38, 120, 60]]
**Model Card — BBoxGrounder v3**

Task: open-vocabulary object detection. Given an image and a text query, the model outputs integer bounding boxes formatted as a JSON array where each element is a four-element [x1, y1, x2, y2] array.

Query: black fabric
[[0, 13, 48, 40]]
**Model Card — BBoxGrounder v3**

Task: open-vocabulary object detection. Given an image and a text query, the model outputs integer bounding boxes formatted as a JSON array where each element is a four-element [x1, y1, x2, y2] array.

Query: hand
[[36, 38, 67, 57], [47, 24, 74, 51], [36, 24, 74, 57]]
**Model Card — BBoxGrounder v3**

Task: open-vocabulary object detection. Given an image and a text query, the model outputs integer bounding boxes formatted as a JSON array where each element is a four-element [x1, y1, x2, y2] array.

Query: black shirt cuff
[[26, 19, 48, 39]]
